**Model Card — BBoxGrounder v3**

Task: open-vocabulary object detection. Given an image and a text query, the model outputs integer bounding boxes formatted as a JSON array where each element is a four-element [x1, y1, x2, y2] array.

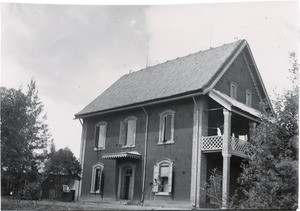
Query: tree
[[1, 79, 51, 196], [44, 146, 81, 198], [237, 53, 298, 209]]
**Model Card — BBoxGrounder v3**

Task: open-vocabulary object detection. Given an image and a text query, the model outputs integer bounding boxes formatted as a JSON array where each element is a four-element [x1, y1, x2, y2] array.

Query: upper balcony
[[202, 135, 247, 158]]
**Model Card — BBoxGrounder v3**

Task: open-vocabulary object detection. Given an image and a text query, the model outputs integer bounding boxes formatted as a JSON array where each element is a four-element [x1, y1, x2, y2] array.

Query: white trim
[[229, 82, 237, 99], [117, 162, 136, 201], [209, 89, 261, 119], [158, 110, 175, 145], [94, 121, 107, 151], [155, 192, 171, 196], [153, 158, 174, 195], [90, 163, 104, 193], [244, 44, 273, 113], [78, 120, 87, 199], [120, 116, 137, 148], [245, 89, 252, 107], [190, 97, 198, 205]]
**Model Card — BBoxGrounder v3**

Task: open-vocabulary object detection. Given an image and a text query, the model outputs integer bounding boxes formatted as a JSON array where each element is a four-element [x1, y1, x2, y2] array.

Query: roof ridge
[[125, 39, 245, 77]]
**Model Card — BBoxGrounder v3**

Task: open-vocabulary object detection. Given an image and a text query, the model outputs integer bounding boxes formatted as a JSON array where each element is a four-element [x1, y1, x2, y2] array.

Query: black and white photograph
[[1, 0, 298, 210]]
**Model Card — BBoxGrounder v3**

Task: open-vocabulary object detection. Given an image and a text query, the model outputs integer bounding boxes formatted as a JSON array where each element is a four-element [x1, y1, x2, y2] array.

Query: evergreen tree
[[237, 53, 298, 209], [1, 79, 51, 195]]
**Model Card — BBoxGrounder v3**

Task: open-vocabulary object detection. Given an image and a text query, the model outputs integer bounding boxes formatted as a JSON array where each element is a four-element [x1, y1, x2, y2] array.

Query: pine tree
[[1, 79, 51, 196]]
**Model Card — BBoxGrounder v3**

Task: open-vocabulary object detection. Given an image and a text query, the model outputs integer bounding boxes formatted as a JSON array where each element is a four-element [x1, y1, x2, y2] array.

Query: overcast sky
[[1, 1, 299, 158]]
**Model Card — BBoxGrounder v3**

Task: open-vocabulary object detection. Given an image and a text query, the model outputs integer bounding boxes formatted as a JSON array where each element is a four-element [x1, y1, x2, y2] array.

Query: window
[[246, 90, 252, 107], [94, 122, 107, 150], [91, 163, 104, 194], [119, 116, 137, 148], [230, 82, 237, 99], [152, 159, 174, 195], [159, 110, 175, 144]]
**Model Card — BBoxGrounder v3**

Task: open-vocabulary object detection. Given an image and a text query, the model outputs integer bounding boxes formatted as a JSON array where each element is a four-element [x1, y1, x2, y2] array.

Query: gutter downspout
[[141, 106, 149, 205], [192, 97, 199, 207]]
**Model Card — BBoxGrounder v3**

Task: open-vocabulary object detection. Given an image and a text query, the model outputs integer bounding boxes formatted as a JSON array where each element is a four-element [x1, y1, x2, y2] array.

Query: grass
[[1, 198, 156, 210]]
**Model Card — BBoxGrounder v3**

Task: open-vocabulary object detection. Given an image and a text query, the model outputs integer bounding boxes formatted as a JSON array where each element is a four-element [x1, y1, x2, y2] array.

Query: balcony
[[202, 135, 247, 158]]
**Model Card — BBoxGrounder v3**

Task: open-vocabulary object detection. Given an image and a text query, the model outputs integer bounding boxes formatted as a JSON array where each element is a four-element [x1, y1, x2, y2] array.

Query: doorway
[[122, 167, 132, 199], [117, 162, 136, 201]]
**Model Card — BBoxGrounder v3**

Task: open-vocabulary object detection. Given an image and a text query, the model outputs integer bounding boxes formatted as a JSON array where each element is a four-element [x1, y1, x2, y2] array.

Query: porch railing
[[202, 135, 223, 150], [202, 135, 247, 155], [230, 136, 247, 153]]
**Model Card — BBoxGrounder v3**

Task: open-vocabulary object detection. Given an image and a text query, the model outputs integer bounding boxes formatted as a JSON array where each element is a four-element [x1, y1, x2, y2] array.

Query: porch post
[[191, 97, 208, 208], [222, 109, 232, 209]]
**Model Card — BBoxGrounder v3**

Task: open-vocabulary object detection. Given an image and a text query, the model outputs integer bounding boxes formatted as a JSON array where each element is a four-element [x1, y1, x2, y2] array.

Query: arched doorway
[[117, 162, 136, 201]]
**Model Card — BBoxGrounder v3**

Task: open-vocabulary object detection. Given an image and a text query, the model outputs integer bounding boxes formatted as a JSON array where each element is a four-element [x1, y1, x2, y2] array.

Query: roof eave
[[244, 44, 275, 115], [74, 89, 204, 119]]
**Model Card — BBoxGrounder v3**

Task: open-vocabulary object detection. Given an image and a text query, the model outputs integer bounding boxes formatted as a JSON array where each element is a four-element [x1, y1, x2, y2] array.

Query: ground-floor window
[[90, 163, 104, 194], [153, 159, 174, 195]]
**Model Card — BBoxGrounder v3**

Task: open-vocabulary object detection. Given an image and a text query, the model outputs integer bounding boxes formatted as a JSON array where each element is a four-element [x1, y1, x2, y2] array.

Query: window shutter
[[98, 125, 106, 148], [94, 168, 101, 192], [127, 120, 135, 146], [152, 164, 159, 192], [164, 115, 172, 141], [119, 121, 126, 145], [166, 165, 173, 193], [94, 126, 100, 148], [97, 169, 102, 193], [100, 172, 104, 197]]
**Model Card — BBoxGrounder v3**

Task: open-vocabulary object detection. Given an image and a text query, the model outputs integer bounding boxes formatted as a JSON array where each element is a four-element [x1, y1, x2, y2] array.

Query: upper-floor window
[[152, 159, 174, 195], [230, 82, 237, 99], [94, 122, 107, 150], [159, 110, 175, 145], [245, 90, 252, 107], [119, 116, 137, 148], [90, 163, 104, 194]]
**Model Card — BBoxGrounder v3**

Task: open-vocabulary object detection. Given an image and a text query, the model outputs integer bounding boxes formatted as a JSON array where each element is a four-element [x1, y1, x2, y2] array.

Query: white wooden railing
[[202, 135, 223, 150], [202, 135, 247, 155], [230, 136, 247, 153]]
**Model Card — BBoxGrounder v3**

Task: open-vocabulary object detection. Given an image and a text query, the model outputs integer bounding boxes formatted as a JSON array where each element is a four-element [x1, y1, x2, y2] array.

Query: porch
[[202, 135, 247, 158]]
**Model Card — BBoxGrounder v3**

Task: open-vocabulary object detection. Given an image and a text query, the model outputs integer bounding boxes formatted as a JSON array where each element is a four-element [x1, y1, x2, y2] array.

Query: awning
[[102, 151, 141, 160]]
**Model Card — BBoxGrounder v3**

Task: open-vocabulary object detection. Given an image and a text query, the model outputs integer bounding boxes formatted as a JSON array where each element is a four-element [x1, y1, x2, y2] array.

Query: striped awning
[[102, 151, 141, 160]]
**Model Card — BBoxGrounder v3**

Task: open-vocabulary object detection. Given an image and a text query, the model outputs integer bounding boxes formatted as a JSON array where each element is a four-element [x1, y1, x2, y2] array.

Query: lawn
[[1, 198, 151, 210]]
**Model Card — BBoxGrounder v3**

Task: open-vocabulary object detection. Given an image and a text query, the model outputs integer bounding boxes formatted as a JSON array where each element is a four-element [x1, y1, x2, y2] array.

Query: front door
[[117, 163, 136, 201], [122, 167, 132, 199]]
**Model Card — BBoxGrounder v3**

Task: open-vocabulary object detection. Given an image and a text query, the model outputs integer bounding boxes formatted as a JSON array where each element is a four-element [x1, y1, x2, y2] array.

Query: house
[[74, 39, 272, 208]]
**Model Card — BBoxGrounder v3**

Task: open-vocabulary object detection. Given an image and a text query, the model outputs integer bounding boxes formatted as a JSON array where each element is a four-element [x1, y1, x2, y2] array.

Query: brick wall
[[214, 52, 261, 110], [80, 98, 195, 203]]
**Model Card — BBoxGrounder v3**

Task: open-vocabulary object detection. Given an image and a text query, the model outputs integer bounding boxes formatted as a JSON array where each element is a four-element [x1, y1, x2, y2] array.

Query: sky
[[1, 1, 299, 158]]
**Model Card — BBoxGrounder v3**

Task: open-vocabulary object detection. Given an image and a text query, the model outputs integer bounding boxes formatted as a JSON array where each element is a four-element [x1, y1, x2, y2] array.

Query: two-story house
[[74, 39, 272, 208]]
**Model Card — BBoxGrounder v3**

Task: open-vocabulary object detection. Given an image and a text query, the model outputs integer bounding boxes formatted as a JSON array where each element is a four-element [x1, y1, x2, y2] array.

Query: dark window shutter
[[164, 115, 172, 141], [124, 121, 129, 146], [100, 172, 105, 198], [94, 126, 100, 148]]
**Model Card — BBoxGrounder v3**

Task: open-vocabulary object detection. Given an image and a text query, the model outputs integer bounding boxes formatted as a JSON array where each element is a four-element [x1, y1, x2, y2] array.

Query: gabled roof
[[75, 39, 271, 118]]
